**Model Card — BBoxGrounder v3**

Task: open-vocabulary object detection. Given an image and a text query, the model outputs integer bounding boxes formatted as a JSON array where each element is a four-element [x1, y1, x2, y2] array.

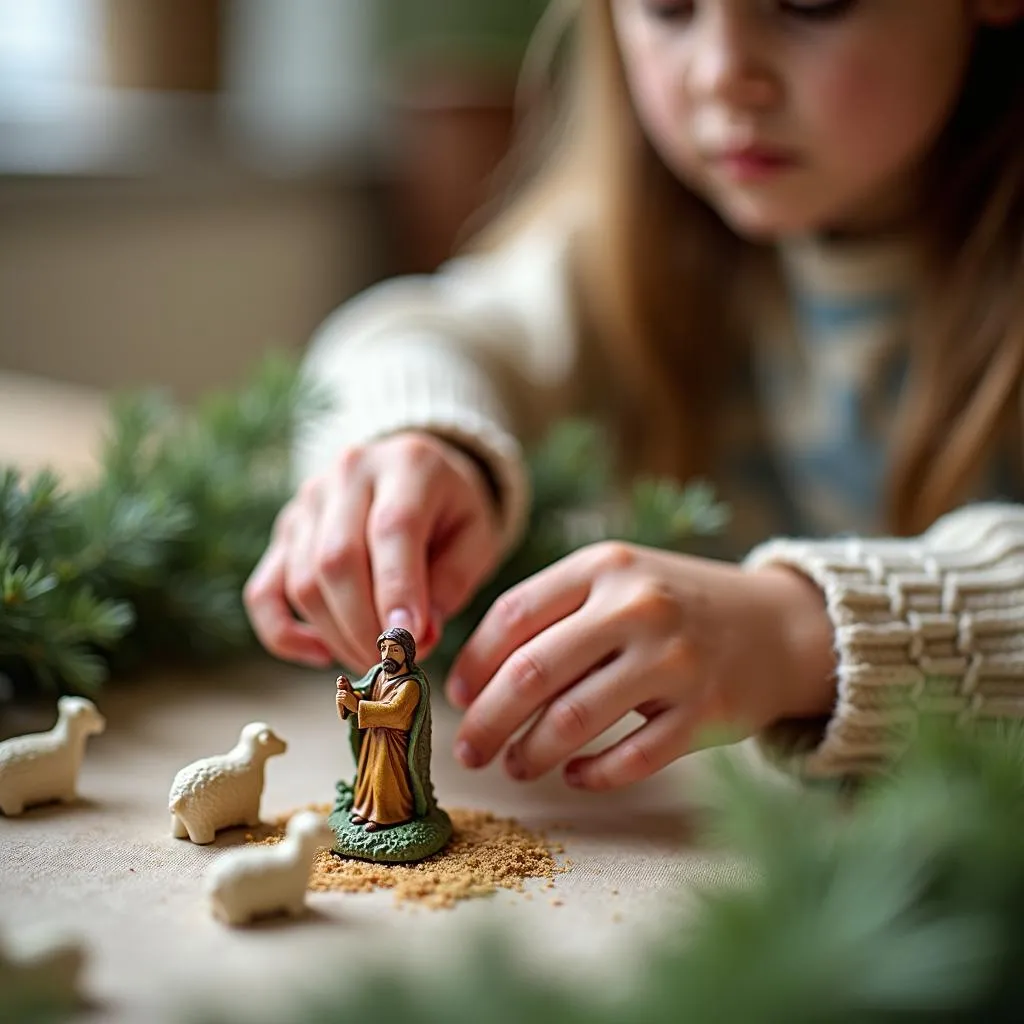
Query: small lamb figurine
[[204, 810, 334, 926], [0, 926, 87, 1017], [0, 696, 106, 816], [169, 722, 287, 844]]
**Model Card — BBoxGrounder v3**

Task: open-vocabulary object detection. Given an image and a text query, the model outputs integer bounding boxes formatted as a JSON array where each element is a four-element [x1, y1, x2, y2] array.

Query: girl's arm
[[743, 502, 1024, 778], [294, 202, 585, 560]]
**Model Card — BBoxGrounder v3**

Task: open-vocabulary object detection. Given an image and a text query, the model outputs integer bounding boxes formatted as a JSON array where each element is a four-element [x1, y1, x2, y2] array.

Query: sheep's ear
[[258, 729, 270, 743]]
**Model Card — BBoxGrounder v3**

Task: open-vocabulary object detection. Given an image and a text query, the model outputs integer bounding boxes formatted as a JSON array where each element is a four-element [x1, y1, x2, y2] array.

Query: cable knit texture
[[745, 504, 1024, 777]]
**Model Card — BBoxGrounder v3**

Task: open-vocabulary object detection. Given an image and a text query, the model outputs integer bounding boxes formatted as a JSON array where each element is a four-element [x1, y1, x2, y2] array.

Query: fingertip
[[277, 639, 334, 670], [504, 745, 529, 782], [419, 605, 444, 650], [564, 758, 608, 791], [446, 674, 470, 709], [385, 605, 435, 653], [296, 635, 335, 667], [386, 606, 414, 632], [455, 740, 482, 769]]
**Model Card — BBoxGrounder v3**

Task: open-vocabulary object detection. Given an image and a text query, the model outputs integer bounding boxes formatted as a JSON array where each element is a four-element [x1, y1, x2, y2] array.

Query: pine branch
[[0, 355, 313, 698]]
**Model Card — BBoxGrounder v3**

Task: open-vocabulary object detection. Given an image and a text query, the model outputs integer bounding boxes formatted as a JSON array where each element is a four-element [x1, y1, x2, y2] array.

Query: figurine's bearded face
[[380, 639, 406, 675]]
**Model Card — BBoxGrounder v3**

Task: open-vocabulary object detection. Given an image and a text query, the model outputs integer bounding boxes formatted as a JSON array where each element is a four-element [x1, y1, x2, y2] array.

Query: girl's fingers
[[446, 548, 606, 709], [284, 498, 360, 668], [366, 465, 436, 643], [562, 704, 696, 791], [426, 510, 499, 624], [426, 442, 502, 622], [452, 610, 620, 769], [244, 536, 333, 667], [315, 475, 381, 669], [503, 651, 645, 781]]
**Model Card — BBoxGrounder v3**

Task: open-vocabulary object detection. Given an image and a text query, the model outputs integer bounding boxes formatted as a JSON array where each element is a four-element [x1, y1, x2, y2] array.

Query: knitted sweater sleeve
[[743, 503, 1024, 778], [294, 212, 582, 556]]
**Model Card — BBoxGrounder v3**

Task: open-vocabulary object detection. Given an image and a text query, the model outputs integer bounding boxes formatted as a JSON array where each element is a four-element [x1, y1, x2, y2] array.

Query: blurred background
[[0, 0, 549, 398]]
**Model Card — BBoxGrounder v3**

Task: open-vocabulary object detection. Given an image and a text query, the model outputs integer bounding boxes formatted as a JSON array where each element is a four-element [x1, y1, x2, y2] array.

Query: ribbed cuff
[[742, 504, 1024, 779]]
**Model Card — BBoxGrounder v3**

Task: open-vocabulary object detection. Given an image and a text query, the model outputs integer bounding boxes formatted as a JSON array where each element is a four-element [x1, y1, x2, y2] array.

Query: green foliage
[[0, 474, 135, 693], [0, 356, 313, 698], [204, 722, 1024, 1024]]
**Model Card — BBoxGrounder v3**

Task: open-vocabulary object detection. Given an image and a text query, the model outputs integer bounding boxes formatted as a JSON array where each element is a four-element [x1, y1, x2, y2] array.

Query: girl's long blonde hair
[[476, 1, 1024, 536]]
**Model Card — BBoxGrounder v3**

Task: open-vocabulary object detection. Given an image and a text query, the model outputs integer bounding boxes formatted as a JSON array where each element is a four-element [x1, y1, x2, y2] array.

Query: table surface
[[0, 370, 109, 487], [0, 370, 762, 1022], [1, 663, 761, 1023]]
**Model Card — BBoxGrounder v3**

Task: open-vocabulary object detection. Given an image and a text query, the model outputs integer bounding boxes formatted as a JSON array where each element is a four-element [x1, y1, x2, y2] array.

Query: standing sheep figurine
[[204, 810, 334, 926], [0, 696, 106, 816], [169, 722, 287, 844]]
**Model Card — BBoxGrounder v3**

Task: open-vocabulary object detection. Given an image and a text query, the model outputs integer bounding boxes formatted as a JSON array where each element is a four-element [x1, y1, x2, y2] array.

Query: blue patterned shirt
[[712, 237, 1020, 559]]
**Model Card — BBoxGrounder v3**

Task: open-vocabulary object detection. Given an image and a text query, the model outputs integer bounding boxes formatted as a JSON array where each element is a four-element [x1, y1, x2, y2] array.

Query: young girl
[[245, 0, 1024, 788]]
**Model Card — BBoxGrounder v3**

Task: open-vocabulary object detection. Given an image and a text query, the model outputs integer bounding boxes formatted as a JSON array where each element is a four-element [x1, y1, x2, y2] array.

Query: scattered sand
[[248, 806, 568, 910]]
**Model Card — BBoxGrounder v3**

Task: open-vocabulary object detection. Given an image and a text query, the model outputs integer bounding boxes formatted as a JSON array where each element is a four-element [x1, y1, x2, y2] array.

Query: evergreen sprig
[[0, 356, 311, 698]]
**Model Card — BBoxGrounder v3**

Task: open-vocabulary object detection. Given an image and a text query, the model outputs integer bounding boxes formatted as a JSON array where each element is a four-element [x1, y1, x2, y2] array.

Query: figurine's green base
[[328, 780, 453, 864]]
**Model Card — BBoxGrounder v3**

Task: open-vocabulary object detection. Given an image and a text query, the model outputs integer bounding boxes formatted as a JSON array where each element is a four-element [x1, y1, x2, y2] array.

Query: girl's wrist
[[753, 565, 838, 721]]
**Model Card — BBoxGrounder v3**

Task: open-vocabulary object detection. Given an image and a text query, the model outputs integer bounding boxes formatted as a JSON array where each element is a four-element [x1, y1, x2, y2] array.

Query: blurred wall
[[0, 0, 383, 398], [0, 0, 538, 398], [0, 174, 379, 397]]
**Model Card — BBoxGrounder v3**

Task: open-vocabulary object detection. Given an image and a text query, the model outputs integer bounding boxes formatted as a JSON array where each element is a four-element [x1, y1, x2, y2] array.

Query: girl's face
[[612, 0, 998, 239]]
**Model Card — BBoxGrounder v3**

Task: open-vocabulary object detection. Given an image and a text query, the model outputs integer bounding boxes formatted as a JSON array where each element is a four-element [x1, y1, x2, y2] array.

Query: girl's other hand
[[244, 431, 503, 671], [447, 542, 836, 790]]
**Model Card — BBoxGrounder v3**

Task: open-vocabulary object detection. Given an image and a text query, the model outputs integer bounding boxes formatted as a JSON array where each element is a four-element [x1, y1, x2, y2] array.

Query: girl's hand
[[244, 431, 503, 671], [447, 542, 837, 790]]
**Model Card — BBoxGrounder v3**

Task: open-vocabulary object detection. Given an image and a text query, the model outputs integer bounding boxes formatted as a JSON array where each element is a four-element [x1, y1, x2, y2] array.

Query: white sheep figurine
[[0, 696, 106, 816], [204, 810, 334, 926], [169, 721, 287, 844], [0, 926, 87, 1017]]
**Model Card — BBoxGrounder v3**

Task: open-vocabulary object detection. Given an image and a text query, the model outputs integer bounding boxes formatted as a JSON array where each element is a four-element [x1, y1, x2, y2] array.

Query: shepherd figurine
[[329, 627, 452, 862]]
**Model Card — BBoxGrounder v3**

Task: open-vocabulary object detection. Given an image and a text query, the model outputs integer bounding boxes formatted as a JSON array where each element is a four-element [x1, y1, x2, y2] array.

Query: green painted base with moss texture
[[328, 779, 453, 863]]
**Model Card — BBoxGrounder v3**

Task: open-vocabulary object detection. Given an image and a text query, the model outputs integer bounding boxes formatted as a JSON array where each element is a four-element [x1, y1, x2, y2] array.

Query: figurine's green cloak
[[348, 664, 437, 817]]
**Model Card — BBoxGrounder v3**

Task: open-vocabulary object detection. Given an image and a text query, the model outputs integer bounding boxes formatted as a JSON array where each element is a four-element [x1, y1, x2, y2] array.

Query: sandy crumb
[[251, 806, 569, 910]]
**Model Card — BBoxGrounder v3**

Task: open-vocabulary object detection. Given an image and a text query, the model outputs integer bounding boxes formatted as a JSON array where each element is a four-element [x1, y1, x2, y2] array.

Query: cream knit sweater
[[295, 208, 1024, 780]]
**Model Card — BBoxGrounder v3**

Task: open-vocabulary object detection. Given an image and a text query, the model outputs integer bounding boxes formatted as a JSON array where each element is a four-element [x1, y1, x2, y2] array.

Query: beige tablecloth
[[0, 662, 761, 1023], [0, 371, 109, 487]]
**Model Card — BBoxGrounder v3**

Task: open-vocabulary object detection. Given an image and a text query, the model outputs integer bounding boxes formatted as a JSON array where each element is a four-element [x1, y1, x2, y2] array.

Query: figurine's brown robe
[[352, 675, 421, 825]]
